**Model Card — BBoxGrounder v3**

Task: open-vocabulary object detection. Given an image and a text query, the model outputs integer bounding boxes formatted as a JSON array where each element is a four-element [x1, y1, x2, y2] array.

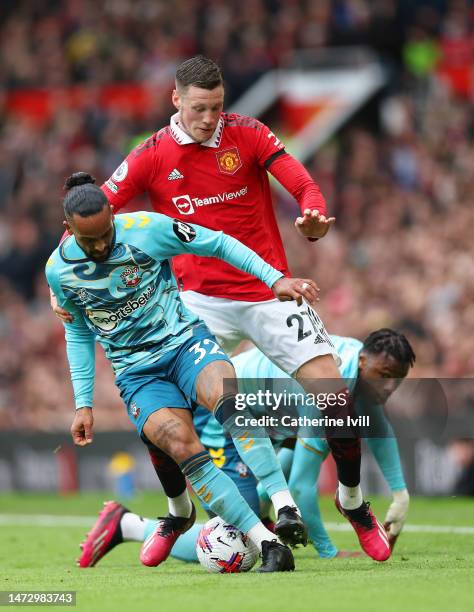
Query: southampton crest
[[120, 265, 142, 288], [130, 401, 140, 418]]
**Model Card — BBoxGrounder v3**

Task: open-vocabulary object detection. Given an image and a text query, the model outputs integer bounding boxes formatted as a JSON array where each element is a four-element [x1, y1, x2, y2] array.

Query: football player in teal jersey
[[84, 329, 414, 564], [256, 329, 415, 557], [46, 172, 321, 572]]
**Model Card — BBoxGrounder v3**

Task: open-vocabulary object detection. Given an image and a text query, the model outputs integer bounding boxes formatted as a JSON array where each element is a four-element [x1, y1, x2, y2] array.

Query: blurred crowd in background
[[0, 0, 473, 431]]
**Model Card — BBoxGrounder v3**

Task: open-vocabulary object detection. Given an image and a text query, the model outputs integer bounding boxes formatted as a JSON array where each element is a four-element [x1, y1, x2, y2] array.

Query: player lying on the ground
[[53, 56, 392, 563], [45, 173, 322, 572], [79, 329, 414, 565]]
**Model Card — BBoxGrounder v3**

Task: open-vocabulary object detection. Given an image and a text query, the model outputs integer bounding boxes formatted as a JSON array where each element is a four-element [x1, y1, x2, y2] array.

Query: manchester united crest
[[216, 147, 242, 175]]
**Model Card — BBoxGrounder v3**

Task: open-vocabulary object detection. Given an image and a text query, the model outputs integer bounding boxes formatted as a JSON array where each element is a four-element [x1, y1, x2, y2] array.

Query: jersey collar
[[59, 222, 117, 264], [169, 112, 224, 148]]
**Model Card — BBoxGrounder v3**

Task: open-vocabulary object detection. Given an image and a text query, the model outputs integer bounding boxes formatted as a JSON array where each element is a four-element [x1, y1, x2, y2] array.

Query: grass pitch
[[0, 493, 473, 612]]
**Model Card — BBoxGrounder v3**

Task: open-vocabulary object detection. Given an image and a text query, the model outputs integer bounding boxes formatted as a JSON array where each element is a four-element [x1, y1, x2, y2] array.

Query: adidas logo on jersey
[[167, 168, 184, 180]]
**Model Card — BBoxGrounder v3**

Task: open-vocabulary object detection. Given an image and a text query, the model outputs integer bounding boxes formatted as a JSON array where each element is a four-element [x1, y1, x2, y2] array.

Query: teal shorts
[[116, 323, 232, 434]]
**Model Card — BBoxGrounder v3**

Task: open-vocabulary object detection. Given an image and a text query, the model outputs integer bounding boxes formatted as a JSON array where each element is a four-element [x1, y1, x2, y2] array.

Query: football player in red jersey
[[53, 56, 390, 563]]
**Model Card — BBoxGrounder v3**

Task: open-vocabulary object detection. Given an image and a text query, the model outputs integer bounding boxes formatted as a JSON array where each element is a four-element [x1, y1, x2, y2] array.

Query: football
[[196, 517, 259, 573]]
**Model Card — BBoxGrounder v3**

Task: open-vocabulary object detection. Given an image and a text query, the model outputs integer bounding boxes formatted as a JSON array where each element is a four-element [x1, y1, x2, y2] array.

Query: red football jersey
[[102, 112, 324, 301]]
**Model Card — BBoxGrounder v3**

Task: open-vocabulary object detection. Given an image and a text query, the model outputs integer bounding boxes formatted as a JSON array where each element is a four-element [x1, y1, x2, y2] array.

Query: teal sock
[[170, 524, 201, 562], [214, 397, 290, 498], [258, 447, 295, 515], [143, 519, 159, 541], [232, 433, 289, 497], [290, 440, 337, 558], [278, 447, 295, 479], [180, 451, 259, 534]]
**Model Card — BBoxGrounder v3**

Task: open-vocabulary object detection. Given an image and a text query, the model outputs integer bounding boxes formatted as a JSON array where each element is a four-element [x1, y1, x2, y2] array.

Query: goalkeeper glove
[[383, 488, 409, 551]]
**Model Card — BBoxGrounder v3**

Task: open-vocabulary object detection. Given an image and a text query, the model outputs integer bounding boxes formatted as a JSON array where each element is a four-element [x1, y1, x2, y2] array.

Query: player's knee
[[297, 353, 341, 381], [169, 439, 205, 464]]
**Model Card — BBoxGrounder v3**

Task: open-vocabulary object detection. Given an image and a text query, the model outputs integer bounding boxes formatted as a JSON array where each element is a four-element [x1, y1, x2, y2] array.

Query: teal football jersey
[[45, 212, 283, 408]]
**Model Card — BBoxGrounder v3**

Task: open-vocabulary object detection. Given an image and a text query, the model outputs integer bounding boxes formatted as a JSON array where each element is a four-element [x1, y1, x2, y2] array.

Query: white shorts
[[180, 291, 339, 375]]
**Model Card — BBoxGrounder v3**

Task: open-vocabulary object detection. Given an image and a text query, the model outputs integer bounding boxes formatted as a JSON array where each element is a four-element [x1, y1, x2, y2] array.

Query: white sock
[[271, 490, 300, 515], [120, 512, 146, 541], [338, 483, 363, 510], [247, 522, 281, 552], [168, 490, 193, 518]]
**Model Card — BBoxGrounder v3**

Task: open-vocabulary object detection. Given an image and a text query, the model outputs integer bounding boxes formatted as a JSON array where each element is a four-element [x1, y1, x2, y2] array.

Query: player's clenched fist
[[71, 407, 94, 446], [271, 277, 319, 308]]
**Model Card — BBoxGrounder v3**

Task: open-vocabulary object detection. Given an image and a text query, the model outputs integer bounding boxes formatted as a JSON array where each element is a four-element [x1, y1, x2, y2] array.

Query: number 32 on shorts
[[189, 338, 226, 364]]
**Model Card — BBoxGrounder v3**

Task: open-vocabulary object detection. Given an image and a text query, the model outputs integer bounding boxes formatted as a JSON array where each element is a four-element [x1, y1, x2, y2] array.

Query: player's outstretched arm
[[365, 412, 409, 550], [156, 215, 321, 307], [267, 152, 335, 239]]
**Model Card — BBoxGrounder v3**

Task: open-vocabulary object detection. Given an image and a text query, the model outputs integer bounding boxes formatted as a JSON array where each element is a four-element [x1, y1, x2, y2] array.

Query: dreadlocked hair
[[362, 328, 416, 368]]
